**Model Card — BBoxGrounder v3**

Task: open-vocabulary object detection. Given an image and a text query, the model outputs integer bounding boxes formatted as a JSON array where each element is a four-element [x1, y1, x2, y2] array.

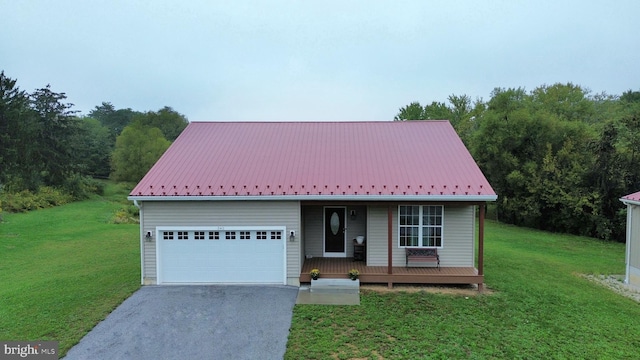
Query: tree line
[[0, 71, 187, 209], [3, 69, 637, 242], [395, 83, 640, 242]]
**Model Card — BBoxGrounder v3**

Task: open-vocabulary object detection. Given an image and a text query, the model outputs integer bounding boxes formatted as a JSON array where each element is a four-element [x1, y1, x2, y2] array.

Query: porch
[[300, 257, 483, 287]]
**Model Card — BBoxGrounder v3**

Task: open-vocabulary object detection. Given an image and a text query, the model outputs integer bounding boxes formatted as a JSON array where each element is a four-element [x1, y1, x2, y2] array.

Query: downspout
[[625, 204, 632, 284], [387, 205, 393, 288], [134, 200, 144, 285], [478, 204, 485, 292]]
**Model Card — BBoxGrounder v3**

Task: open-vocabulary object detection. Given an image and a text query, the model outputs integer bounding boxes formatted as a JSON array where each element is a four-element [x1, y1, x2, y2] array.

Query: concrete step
[[310, 278, 360, 294]]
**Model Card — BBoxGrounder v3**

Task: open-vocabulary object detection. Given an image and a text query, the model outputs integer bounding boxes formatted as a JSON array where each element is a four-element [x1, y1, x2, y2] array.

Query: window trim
[[398, 205, 444, 248]]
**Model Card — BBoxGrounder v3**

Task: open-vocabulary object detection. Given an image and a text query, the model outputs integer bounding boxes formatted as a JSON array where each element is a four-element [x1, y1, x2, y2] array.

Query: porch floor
[[300, 257, 483, 287]]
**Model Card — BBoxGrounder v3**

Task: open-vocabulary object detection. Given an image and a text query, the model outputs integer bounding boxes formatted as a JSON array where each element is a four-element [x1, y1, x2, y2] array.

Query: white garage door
[[157, 227, 286, 284]]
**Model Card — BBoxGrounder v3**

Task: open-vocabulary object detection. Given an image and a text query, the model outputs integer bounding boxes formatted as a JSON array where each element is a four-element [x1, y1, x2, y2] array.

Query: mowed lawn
[[2, 189, 640, 359], [286, 221, 640, 359], [0, 184, 140, 356]]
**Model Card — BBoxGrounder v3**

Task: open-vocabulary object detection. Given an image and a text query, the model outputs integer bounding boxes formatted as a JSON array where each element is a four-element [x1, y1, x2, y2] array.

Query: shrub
[[62, 174, 106, 200], [111, 205, 139, 224], [0, 187, 73, 212]]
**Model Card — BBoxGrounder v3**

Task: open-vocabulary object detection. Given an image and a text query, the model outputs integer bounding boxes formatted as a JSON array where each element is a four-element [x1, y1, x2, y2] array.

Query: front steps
[[296, 278, 360, 305]]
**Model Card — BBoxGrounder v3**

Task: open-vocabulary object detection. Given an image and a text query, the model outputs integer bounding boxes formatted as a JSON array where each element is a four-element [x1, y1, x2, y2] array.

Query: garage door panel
[[158, 228, 285, 284]]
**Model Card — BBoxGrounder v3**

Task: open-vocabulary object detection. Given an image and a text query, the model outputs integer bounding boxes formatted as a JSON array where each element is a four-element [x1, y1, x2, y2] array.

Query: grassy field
[[286, 222, 640, 359], [2, 189, 639, 359], [0, 182, 140, 356]]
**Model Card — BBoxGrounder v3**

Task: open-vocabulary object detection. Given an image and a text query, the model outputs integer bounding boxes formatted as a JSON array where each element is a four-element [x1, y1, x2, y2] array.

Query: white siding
[[367, 206, 391, 266], [367, 205, 476, 267], [438, 206, 475, 267], [346, 205, 367, 256], [628, 204, 640, 287], [140, 200, 301, 285], [303, 206, 323, 257]]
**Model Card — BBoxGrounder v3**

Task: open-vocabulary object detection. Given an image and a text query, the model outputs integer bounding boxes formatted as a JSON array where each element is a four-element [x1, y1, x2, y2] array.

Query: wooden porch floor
[[300, 257, 483, 286]]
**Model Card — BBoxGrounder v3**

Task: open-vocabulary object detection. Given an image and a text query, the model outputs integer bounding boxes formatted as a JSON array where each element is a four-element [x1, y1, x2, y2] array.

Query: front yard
[[286, 222, 640, 359], [0, 183, 140, 356], [1, 188, 639, 358]]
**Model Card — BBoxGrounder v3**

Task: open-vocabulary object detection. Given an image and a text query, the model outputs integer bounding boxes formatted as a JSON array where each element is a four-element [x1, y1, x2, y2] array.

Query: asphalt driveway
[[64, 285, 299, 360]]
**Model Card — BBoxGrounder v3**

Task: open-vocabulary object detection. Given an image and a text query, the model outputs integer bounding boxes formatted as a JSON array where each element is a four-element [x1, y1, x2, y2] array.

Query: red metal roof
[[622, 191, 640, 203], [130, 121, 496, 200]]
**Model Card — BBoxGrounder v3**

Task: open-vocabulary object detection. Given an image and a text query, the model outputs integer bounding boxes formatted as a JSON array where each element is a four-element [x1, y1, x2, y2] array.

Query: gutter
[[127, 194, 498, 202], [621, 197, 640, 207]]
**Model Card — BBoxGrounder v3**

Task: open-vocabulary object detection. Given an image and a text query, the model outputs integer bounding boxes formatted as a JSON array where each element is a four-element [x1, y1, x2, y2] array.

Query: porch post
[[478, 203, 485, 292], [387, 205, 393, 275]]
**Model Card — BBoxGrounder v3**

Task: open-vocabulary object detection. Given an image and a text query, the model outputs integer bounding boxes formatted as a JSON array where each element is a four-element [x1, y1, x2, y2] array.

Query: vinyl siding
[[140, 200, 300, 285], [367, 205, 476, 267], [629, 204, 640, 286], [346, 206, 367, 254], [438, 205, 475, 267], [367, 206, 391, 266], [630, 204, 640, 269], [303, 206, 323, 257]]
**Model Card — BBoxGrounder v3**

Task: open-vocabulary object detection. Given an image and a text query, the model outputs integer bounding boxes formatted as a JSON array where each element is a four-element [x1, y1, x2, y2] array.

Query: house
[[621, 191, 640, 287], [128, 121, 497, 288]]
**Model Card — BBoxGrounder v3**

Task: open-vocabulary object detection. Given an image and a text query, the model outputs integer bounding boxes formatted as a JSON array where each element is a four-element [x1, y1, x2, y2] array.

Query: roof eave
[[128, 194, 498, 202], [620, 197, 640, 207]]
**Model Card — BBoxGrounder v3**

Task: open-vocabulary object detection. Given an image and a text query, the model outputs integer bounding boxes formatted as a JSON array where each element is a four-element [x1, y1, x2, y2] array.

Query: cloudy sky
[[2, 1, 639, 121]]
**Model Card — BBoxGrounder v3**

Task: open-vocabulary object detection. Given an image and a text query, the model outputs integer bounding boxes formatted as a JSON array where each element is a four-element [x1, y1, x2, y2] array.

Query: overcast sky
[[2, 1, 639, 121]]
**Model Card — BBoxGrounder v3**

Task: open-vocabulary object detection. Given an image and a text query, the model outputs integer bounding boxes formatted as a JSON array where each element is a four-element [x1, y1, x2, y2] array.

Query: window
[[159, 227, 286, 241], [399, 205, 443, 247]]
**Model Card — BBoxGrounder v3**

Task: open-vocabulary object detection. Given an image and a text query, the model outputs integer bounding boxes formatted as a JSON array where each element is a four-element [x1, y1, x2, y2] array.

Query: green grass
[[0, 182, 140, 356], [286, 221, 640, 359], [3, 191, 639, 359]]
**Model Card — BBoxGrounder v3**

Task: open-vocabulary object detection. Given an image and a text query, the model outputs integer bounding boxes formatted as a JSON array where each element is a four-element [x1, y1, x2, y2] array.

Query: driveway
[[64, 285, 299, 360]]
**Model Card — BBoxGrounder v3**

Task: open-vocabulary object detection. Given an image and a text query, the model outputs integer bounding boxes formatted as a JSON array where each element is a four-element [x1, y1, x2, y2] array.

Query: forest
[[0, 71, 187, 212], [1, 70, 639, 242], [395, 84, 640, 242]]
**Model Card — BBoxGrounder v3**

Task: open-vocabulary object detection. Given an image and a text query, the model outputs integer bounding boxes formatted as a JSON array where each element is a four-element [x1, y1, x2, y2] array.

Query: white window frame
[[398, 205, 444, 248]]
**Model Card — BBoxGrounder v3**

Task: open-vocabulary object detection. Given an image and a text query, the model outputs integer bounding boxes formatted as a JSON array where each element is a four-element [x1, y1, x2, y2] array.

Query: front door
[[324, 207, 346, 257]]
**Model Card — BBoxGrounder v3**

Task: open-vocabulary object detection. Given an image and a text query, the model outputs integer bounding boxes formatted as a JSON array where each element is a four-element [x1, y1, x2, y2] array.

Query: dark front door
[[324, 207, 345, 255]]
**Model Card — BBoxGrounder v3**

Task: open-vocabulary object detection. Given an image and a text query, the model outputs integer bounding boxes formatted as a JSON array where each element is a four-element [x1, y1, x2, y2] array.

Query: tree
[[394, 85, 640, 241], [110, 123, 171, 182], [394, 101, 452, 121], [394, 95, 477, 144], [0, 71, 32, 189], [77, 118, 113, 178], [88, 102, 140, 137], [30, 85, 81, 188], [530, 83, 594, 123], [130, 106, 188, 141], [447, 94, 480, 145], [394, 102, 424, 121]]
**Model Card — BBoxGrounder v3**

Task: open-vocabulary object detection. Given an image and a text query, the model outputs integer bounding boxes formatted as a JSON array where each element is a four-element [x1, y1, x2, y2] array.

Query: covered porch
[[300, 258, 482, 287], [299, 203, 487, 290]]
